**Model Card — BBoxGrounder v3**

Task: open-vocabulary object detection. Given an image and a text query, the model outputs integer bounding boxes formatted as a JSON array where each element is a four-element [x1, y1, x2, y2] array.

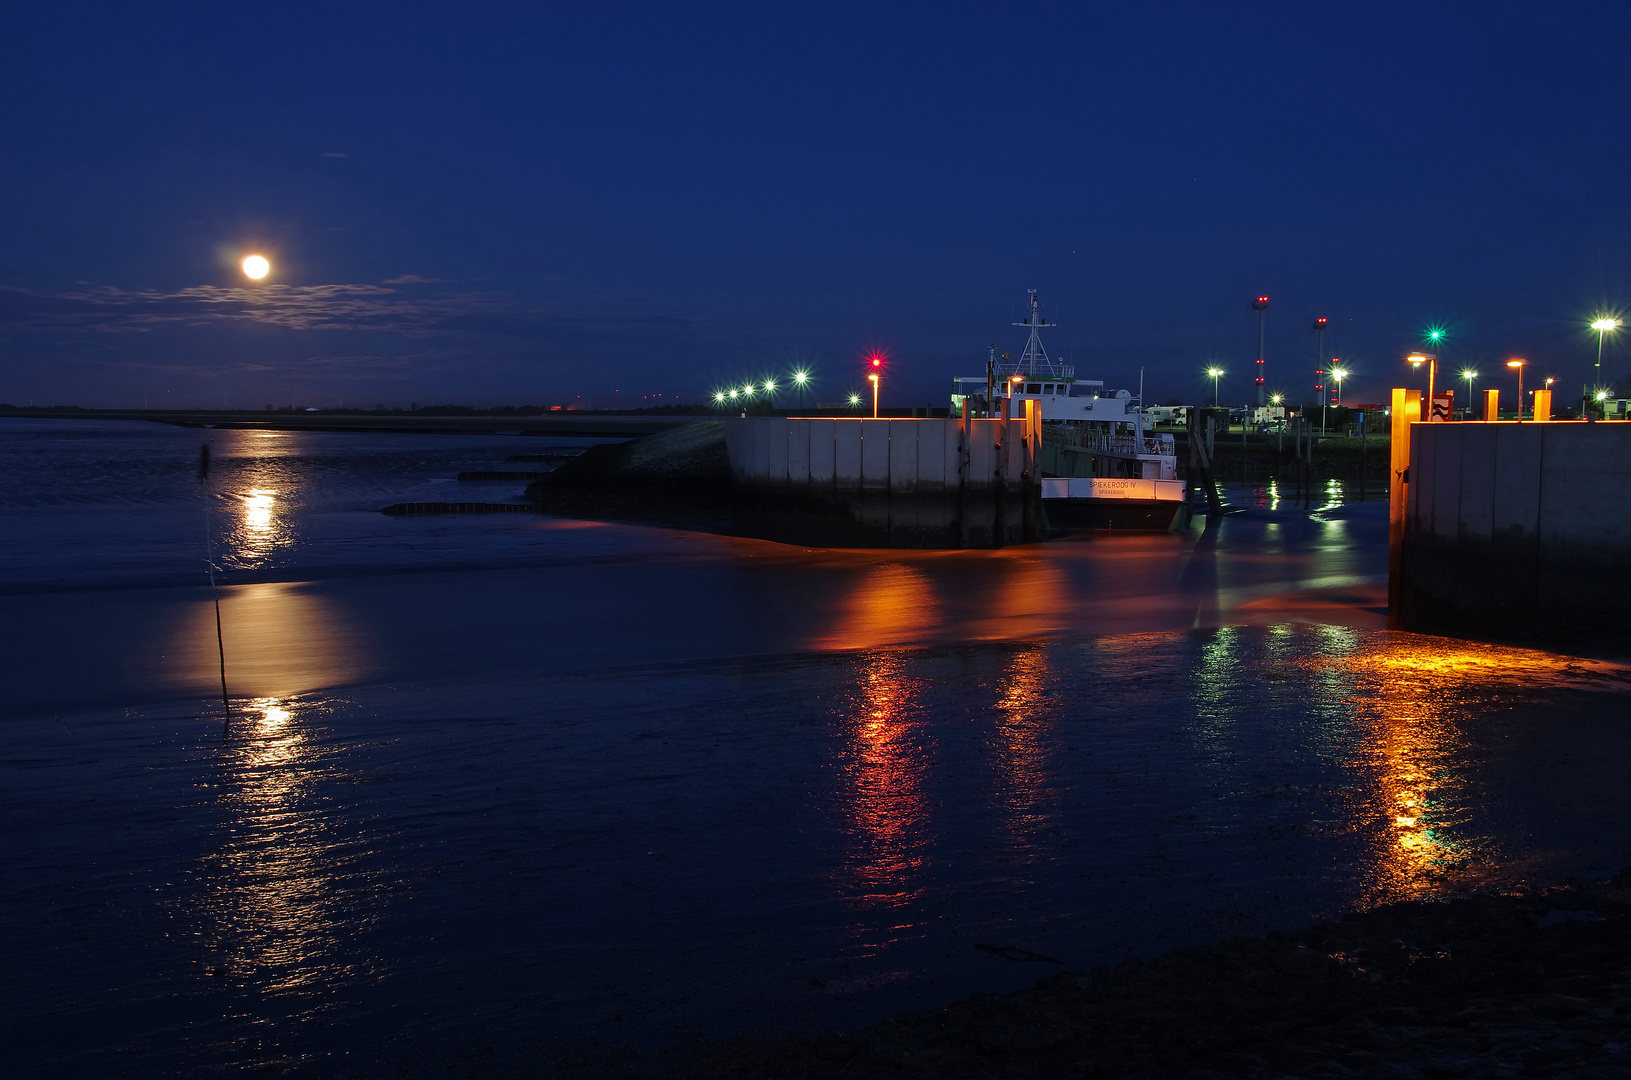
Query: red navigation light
[[1315, 317, 1327, 326]]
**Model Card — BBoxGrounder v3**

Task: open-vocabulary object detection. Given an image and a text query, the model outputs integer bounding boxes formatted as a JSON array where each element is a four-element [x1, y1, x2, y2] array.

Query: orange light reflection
[[990, 645, 1058, 861], [840, 652, 933, 920]]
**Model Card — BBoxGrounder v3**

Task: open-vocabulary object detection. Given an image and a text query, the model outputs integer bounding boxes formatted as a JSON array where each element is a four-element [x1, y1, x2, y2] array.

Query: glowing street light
[[1331, 366, 1348, 407], [848, 392, 861, 409], [865, 353, 885, 418], [1206, 367, 1223, 407], [792, 369, 809, 387], [1460, 369, 1477, 420], [1591, 317, 1620, 413], [1407, 352, 1438, 418], [1506, 358, 1526, 421]]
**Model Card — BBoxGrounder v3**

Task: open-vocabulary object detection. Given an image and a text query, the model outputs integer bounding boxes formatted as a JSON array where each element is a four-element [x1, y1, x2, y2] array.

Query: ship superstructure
[[951, 289, 1187, 528]]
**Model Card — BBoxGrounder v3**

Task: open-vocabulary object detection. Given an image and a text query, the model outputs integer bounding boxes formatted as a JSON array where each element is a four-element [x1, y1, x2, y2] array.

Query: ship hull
[[1044, 497, 1189, 533]]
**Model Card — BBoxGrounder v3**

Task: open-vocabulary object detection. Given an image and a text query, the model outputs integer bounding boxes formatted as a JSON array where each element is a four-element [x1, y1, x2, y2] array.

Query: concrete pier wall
[[1399, 421, 1631, 644], [725, 416, 1037, 546]]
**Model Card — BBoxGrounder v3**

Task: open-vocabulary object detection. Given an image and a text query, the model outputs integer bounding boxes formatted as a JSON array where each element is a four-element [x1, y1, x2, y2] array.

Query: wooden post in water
[[1186, 408, 1224, 516], [1022, 399, 1042, 542], [1241, 405, 1248, 481], [1359, 410, 1367, 500], [994, 393, 1011, 547], [1388, 388, 1422, 621], [958, 399, 971, 548]]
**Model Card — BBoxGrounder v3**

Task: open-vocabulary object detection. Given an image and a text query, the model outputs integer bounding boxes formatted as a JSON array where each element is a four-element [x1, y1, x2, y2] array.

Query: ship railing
[[1052, 430, 1172, 457]]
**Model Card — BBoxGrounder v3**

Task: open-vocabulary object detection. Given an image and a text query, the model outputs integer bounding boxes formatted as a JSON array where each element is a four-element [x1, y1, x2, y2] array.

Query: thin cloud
[[0, 282, 716, 342]]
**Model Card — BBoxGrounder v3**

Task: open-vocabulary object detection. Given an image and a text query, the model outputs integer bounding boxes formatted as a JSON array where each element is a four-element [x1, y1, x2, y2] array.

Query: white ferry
[[951, 290, 1188, 530]]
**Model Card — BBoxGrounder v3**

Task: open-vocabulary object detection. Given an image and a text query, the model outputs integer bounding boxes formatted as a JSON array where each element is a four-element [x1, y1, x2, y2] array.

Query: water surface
[[3, 418, 1628, 1078]]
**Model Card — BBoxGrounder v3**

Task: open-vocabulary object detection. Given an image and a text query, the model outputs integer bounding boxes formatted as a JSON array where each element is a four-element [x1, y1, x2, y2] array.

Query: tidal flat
[[3, 417, 1629, 1078]]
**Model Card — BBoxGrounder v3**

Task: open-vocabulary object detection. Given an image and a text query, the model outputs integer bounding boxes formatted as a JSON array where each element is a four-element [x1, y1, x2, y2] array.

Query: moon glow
[[242, 255, 270, 280]]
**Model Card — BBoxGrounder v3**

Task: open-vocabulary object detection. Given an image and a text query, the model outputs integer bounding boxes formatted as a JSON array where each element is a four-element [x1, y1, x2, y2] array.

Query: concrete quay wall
[[1400, 421, 1631, 644], [724, 416, 1038, 547]]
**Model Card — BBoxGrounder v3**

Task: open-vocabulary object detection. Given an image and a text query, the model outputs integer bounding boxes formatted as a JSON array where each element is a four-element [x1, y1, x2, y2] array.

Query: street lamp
[[1331, 366, 1348, 407], [1506, 358, 1526, 421], [1460, 369, 1476, 420], [1207, 367, 1223, 407], [848, 392, 861, 410], [1407, 352, 1438, 418], [1591, 317, 1619, 413]]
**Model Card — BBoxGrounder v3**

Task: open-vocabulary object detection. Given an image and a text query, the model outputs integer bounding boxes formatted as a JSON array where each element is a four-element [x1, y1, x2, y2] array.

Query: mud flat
[[640, 871, 1631, 1079]]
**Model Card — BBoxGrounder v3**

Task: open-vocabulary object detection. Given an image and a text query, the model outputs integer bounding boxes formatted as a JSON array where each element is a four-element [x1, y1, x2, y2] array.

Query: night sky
[[4, 1, 1629, 411]]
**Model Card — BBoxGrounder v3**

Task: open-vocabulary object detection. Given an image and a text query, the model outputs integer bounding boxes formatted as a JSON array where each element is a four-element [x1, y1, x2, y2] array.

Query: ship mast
[[1011, 289, 1064, 378]]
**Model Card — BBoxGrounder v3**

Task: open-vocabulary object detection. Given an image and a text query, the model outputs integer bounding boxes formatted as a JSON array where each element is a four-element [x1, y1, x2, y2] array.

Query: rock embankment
[[524, 420, 736, 529], [638, 871, 1631, 1079]]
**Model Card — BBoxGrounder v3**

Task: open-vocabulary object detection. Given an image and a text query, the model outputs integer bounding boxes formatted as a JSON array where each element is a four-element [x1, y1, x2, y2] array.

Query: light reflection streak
[[839, 652, 933, 920], [178, 582, 367, 699], [816, 563, 940, 651], [1323, 634, 1627, 905], [200, 696, 365, 997], [990, 645, 1058, 860]]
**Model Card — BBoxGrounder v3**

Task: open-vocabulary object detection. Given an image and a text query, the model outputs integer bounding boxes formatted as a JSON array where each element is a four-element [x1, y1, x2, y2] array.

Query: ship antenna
[[1012, 288, 1057, 377]]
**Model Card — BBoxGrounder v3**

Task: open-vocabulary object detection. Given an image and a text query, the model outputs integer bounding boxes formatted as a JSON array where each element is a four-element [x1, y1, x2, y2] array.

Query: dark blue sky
[[4, 0, 1630, 410]]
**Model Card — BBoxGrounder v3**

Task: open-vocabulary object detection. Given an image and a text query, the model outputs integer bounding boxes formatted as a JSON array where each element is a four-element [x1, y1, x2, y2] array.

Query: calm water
[[3, 418, 1629, 1078]]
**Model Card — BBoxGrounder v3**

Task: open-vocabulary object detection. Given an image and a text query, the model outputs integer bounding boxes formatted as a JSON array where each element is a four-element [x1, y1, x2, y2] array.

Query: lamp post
[[867, 374, 879, 417], [1407, 352, 1438, 418], [1331, 366, 1348, 407], [763, 378, 777, 409], [1591, 318, 1619, 415], [1312, 317, 1327, 407], [1251, 296, 1269, 406], [1207, 367, 1223, 407], [1507, 358, 1525, 421], [848, 392, 861, 412], [1460, 369, 1476, 420]]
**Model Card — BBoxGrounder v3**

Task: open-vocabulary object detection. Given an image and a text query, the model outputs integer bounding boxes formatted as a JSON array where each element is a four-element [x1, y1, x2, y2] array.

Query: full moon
[[242, 255, 270, 280]]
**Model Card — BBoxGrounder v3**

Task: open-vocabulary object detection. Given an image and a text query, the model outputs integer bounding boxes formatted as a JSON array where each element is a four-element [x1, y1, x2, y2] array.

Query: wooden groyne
[[380, 502, 543, 515]]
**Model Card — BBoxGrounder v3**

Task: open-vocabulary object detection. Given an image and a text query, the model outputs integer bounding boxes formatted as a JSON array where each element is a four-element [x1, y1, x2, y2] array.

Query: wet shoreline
[[642, 869, 1631, 1079]]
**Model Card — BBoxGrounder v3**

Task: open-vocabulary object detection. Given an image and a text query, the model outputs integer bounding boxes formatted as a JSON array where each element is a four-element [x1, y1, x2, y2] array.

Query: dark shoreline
[[632, 870, 1631, 1079]]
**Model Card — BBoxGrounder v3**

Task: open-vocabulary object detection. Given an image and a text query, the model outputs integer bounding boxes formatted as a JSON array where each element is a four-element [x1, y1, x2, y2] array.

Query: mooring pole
[[1388, 388, 1422, 623], [958, 399, 971, 548]]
